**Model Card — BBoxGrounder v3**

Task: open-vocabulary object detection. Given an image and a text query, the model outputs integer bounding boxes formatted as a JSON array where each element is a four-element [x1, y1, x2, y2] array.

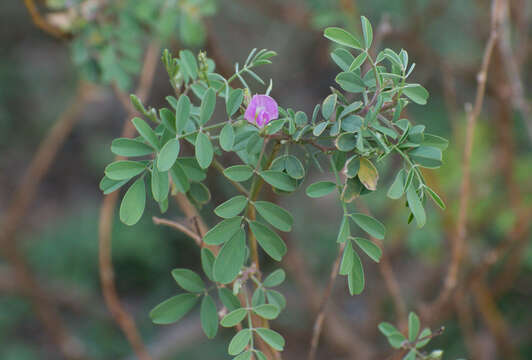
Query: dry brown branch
[[0, 83, 91, 360], [152, 216, 202, 246], [472, 281, 520, 359], [427, 0, 504, 316], [308, 242, 345, 360], [98, 42, 160, 360], [23, 0, 72, 39]]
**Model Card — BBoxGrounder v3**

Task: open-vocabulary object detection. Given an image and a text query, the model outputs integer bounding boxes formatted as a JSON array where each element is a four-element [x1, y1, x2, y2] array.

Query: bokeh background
[[1, 0, 531, 359]]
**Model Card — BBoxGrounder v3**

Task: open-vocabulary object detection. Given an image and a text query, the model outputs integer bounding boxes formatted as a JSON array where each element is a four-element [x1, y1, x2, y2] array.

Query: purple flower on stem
[[244, 94, 279, 128]]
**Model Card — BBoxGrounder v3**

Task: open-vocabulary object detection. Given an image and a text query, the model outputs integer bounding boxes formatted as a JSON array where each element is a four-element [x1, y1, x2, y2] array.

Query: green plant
[[101, 16, 448, 359]]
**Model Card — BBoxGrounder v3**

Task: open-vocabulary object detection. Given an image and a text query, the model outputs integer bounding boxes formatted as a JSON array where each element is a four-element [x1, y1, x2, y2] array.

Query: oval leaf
[[119, 177, 146, 226], [213, 229, 246, 284], [306, 181, 336, 198], [157, 139, 180, 171], [149, 293, 198, 324], [249, 221, 287, 261], [214, 195, 248, 219], [171, 269, 205, 293], [253, 201, 293, 232], [350, 213, 385, 240], [195, 132, 213, 169]]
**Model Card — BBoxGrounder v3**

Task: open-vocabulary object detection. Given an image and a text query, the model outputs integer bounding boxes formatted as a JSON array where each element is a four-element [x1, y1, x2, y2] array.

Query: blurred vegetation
[[0, 0, 530, 359]]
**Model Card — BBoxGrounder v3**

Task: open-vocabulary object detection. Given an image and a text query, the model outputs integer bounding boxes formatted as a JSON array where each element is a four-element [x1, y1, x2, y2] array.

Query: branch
[[152, 216, 202, 246], [98, 42, 161, 360], [0, 83, 90, 359], [23, 0, 72, 39], [308, 242, 345, 360], [427, 0, 504, 316]]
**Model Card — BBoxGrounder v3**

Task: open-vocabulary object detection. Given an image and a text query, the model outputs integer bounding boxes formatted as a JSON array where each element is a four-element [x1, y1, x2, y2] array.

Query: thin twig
[[308, 242, 345, 360], [23, 0, 72, 39], [0, 83, 90, 360], [152, 217, 202, 245], [98, 42, 160, 360], [428, 0, 503, 315]]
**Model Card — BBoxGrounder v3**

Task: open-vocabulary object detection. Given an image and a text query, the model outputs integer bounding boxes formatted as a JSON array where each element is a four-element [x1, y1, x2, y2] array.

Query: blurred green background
[[1, 0, 531, 359]]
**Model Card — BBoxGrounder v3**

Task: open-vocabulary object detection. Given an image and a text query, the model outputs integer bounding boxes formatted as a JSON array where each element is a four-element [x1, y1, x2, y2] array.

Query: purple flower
[[244, 94, 279, 128]]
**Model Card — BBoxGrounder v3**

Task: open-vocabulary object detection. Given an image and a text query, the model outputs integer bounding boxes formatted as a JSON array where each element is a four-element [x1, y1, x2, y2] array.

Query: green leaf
[[199, 88, 216, 125], [331, 48, 355, 71], [201, 248, 215, 281], [409, 146, 442, 168], [346, 156, 360, 178], [339, 240, 354, 275], [306, 181, 336, 198], [203, 217, 243, 245], [99, 176, 128, 195], [234, 351, 253, 360], [159, 108, 176, 133], [422, 134, 449, 150], [313, 121, 328, 136], [105, 160, 146, 180], [388, 332, 407, 349], [170, 162, 190, 193], [195, 132, 213, 169], [425, 186, 446, 209], [266, 290, 286, 310], [416, 328, 432, 348], [111, 138, 154, 157], [171, 269, 205, 293], [265, 119, 286, 135], [149, 293, 198, 324], [253, 201, 293, 232], [252, 304, 280, 320], [322, 94, 337, 119], [361, 16, 373, 48], [350, 213, 385, 240], [227, 88, 244, 117], [336, 72, 365, 93], [404, 349, 416, 360], [336, 132, 357, 151], [408, 312, 420, 342], [337, 215, 350, 243], [176, 95, 191, 132], [324, 27, 362, 49], [263, 269, 286, 287], [228, 329, 252, 356], [379, 323, 399, 338], [406, 184, 426, 227], [354, 237, 382, 262], [214, 195, 248, 218], [403, 84, 429, 105], [224, 165, 253, 182], [255, 328, 285, 351], [358, 158, 379, 191], [132, 117, 159, 149], [387, 169, 406, 199], [347, 250, 364, 295], [189, 182, 211, 204], [157, 139, 180, 171], [151, 167, 169, 202], [341, 178, 363, 203], [221, 308, 247, 327], [200, 295, 218, 339], [218, 289, 241, 314], [284, 155, 305, 179], [249, 221, 287, 261], [180, 50, 198, 79], [219, 123, 235, 151], [213, 229, 246, 284], [349, 52, 368, 71], [119, 177, 146, 226], [259, 170, 297, 192]]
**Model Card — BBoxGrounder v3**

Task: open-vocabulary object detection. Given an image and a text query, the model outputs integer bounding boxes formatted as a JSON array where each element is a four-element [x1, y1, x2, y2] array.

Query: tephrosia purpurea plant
[[101, 17, 449, 360]]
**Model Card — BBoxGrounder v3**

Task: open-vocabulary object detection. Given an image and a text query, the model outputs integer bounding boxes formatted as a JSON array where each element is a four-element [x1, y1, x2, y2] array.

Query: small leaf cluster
[[100, 16, 448, 358], [66, 0, 216, 89], [379, 312, 445, 360]]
